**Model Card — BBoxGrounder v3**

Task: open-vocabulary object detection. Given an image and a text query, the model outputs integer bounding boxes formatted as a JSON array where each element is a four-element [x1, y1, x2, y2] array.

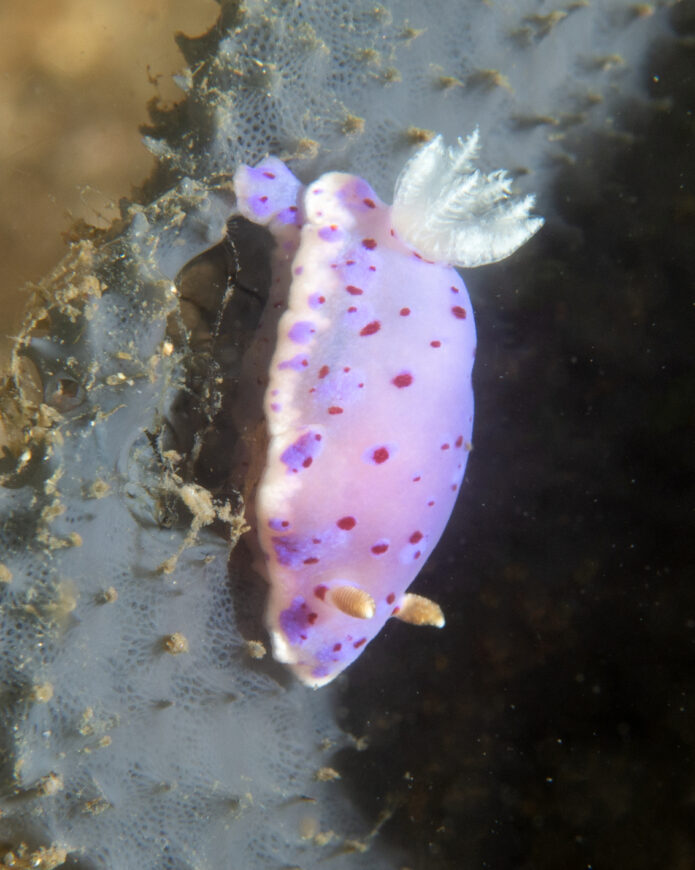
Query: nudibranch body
[[233, 132, 542, 687]]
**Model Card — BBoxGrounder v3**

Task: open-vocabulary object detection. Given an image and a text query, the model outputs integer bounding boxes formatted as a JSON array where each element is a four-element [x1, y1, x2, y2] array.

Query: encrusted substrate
[[0, 180, 396, 867], [0, 0, 684, 867], [144, 0, 672, 200]]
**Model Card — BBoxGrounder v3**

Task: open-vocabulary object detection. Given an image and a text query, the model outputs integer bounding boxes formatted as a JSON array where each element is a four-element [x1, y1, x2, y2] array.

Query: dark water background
[[334, 14, 695, 868]]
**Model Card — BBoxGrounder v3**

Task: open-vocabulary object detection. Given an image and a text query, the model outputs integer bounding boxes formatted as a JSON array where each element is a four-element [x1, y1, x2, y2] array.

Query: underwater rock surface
[[1, 0, 693, 868]]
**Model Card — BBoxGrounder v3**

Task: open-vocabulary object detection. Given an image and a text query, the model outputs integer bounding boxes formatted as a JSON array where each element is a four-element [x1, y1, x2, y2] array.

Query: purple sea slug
[[233, 132, 543, 686]]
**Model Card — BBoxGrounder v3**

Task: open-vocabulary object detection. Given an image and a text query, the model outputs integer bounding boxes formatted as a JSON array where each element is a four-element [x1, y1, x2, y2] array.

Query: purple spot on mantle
[[314, 367, 365, 407], [268, 518, 289, 531], [277, 206, 300, 225], [307, 292, 326, 309], [278, 353, 309, 371], [246, 195, 273, 221], [288, 321, 316, 344], [272, 535, 316, 568], [335, 176, 379, 210], [315, 643, 344, 666], [318, 225, 342, 242], [280, 431, 323, 473], [279, 597, 312, 646]]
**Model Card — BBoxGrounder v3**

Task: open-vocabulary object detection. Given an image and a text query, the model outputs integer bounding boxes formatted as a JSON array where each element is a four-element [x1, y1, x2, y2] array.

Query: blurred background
[[0, 0, 218, 371]]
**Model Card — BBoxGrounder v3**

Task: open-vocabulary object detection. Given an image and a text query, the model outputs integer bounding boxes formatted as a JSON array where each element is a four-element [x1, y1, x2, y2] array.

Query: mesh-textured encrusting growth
[[144, 0, 671, 200]]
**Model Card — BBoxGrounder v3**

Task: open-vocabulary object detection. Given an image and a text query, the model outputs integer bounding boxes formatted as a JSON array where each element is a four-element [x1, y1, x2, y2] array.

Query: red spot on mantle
[[337, 516, 356, 530], [392, 372, 413, 388], [360, 320, 381, 336]]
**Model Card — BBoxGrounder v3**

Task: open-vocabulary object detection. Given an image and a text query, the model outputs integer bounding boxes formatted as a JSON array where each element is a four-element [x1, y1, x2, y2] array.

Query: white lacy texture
[[391, 131, 544, 268]]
